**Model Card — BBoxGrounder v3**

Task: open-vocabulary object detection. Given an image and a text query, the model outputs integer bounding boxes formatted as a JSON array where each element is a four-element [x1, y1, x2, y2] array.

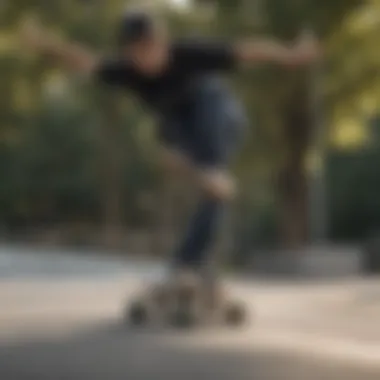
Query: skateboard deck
[[123, 277, 248, 328]]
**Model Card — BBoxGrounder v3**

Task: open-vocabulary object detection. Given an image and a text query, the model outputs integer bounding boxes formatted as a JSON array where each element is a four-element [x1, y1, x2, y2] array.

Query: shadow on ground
[[0, 320, 379, 380]]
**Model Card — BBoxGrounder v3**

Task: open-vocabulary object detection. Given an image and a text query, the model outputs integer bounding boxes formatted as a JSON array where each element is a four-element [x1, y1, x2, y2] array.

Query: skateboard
[[124, 275, 248, 328]]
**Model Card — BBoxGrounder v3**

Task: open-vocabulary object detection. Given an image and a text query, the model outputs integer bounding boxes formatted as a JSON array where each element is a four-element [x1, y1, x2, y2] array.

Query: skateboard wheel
[[127, 301, 148, 326], [224, 302, 247, 326]]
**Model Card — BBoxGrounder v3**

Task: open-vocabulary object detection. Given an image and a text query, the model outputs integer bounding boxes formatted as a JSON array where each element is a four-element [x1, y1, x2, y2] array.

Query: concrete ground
[[0, 247, 379, 380]]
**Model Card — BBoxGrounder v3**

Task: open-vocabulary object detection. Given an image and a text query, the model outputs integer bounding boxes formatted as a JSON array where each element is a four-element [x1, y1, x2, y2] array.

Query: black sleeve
[[94, 58, 126, 86], [176, 40, 237, 72]]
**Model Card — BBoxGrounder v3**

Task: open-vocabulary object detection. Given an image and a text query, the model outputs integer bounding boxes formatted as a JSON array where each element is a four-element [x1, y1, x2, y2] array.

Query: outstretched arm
[[20, 20, 98, 75], [182, 31, 321, 73], [234, 32, 321, 67]]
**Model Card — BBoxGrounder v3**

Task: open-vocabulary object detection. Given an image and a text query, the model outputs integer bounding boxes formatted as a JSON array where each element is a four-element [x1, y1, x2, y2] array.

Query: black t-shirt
[[95, 40, 237, 113]]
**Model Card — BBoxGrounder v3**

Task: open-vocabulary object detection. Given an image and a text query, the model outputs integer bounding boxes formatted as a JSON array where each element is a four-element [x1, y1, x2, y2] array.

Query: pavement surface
[[0, 245, 379, 380]]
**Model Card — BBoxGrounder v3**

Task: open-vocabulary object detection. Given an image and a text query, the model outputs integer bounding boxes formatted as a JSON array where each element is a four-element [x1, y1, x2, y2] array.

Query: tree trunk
[[278, 151, 309, 249], [278, 83, 313, 249], [97, 94, 124, 249]]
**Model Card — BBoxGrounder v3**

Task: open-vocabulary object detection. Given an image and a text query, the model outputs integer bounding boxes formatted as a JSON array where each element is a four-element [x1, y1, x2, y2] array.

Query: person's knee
[[198, 170, 236, 201], [159, 148, 189, 174]]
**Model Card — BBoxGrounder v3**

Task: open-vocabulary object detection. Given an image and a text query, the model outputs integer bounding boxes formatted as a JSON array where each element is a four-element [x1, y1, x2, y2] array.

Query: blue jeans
[[158, 78, 247, 270], [159, 78, 246, 169]]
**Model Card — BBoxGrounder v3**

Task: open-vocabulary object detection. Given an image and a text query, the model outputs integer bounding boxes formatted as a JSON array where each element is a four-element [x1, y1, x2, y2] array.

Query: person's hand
[[20, 18, 51, 51], [291, 31, 322, 66]]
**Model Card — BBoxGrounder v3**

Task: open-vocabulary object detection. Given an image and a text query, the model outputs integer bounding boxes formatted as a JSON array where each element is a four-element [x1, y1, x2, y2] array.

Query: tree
[[192, 0, 375, 248], [1, 0, 143, 246]]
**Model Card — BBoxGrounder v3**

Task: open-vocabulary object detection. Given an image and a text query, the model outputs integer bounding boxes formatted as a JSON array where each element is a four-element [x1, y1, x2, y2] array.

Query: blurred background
[[1, 0, 380, 268], [0, 1, 380, 379], [0, 0, 379, 265]]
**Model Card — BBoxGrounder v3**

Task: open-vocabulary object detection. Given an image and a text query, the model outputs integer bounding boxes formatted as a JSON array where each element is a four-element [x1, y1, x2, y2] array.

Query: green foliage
[[0, 103, 98, 225], [0, 0, 379, 246], [192, 0, 377, 247], [328, 117, 380, 241]]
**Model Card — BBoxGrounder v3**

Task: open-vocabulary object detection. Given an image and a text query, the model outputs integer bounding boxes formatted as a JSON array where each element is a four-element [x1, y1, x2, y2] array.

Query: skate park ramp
[[0, 246, 379, 380]]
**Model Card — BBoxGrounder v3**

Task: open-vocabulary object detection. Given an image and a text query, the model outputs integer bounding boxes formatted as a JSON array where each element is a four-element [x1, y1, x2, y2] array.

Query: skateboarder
[[22, 10, 320, 290]]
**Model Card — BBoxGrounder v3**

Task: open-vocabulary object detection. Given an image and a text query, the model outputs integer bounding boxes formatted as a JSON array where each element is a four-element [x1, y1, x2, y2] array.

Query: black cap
[[117, 11, 156, 47]]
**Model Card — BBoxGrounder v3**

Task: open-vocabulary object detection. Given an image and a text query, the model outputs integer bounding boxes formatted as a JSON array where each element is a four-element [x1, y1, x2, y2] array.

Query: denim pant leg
[[171, 80, 247, 271]]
